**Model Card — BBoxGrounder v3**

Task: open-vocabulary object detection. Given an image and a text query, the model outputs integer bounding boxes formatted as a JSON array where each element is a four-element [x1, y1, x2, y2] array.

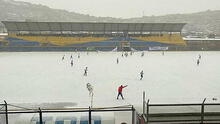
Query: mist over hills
[[0, 0, 219, 34]]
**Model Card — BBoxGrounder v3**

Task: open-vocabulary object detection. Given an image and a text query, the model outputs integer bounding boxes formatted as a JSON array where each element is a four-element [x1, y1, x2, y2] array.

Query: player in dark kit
[[117, 58, 119, 64], [199, 54, 201, 59], [197, 59, 200, 66], [140, 70, 144, 80], [84, 67, 88, 76], [141, 52, 144, 57], [62, 55, 65, 61], [117, 85, 127, 100], [71, 60, 73, 67]]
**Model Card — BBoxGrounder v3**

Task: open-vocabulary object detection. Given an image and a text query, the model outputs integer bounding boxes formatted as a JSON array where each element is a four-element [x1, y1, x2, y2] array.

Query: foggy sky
[[15, 0, 220, 18]]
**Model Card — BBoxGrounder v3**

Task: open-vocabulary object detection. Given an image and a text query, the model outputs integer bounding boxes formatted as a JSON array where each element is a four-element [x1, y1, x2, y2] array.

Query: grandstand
[[1, 21, 186, 51]]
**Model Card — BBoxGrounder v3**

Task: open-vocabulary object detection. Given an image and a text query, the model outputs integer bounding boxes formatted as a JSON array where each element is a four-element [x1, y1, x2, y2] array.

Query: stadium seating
[[131, 34, 186, 46], [5, 33, 185, 49], [6, 36, 39, 46], [8, 34, 110, 46]]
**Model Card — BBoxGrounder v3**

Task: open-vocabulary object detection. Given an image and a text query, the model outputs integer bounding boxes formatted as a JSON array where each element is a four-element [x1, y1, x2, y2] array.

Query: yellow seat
[[131, 34, 186, 45]]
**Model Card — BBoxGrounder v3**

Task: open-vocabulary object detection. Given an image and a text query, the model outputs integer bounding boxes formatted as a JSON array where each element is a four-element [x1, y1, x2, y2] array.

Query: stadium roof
[[2, 21, 186, 33]]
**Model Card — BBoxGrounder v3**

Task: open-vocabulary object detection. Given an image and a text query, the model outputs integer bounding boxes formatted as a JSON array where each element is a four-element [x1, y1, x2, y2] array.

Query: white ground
[[0, 51, 220, 111]]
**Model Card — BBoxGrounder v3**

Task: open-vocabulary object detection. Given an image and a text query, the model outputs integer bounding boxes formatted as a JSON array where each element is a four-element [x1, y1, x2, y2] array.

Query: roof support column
[[59, 22, 63, 35], [140, 23, 144, 36]]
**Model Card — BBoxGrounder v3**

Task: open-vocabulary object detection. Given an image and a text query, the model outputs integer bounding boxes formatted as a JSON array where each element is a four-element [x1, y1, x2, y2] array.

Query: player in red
[[117, 85, 128, 100]]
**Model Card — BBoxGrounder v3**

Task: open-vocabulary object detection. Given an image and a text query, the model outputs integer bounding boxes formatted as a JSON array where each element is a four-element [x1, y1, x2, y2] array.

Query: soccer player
[[117, 85, 127, 100], [140, 70, 144, 80]]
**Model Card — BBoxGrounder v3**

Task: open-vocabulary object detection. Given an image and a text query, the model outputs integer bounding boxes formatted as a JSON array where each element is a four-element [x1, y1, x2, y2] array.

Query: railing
[[0, 100, 137, 124], [142, 94, 220, 123]]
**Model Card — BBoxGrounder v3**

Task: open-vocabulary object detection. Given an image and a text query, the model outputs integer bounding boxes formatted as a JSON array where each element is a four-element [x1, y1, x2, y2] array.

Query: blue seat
[[6, 37, 40, 46], [80, 116, 101, 124]]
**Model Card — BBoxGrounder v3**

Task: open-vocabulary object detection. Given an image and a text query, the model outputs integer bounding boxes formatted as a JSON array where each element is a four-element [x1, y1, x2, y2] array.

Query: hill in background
[[0, 0, 219, 35]]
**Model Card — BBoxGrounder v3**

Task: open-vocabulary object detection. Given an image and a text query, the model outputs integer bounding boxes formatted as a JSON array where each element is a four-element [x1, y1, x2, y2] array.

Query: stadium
[[0, 21, 187, 51], [1, 21, 220, 124]]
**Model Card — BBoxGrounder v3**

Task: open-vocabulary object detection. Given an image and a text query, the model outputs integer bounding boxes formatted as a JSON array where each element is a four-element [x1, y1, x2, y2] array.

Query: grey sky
[[15, 0, 220, 18]]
